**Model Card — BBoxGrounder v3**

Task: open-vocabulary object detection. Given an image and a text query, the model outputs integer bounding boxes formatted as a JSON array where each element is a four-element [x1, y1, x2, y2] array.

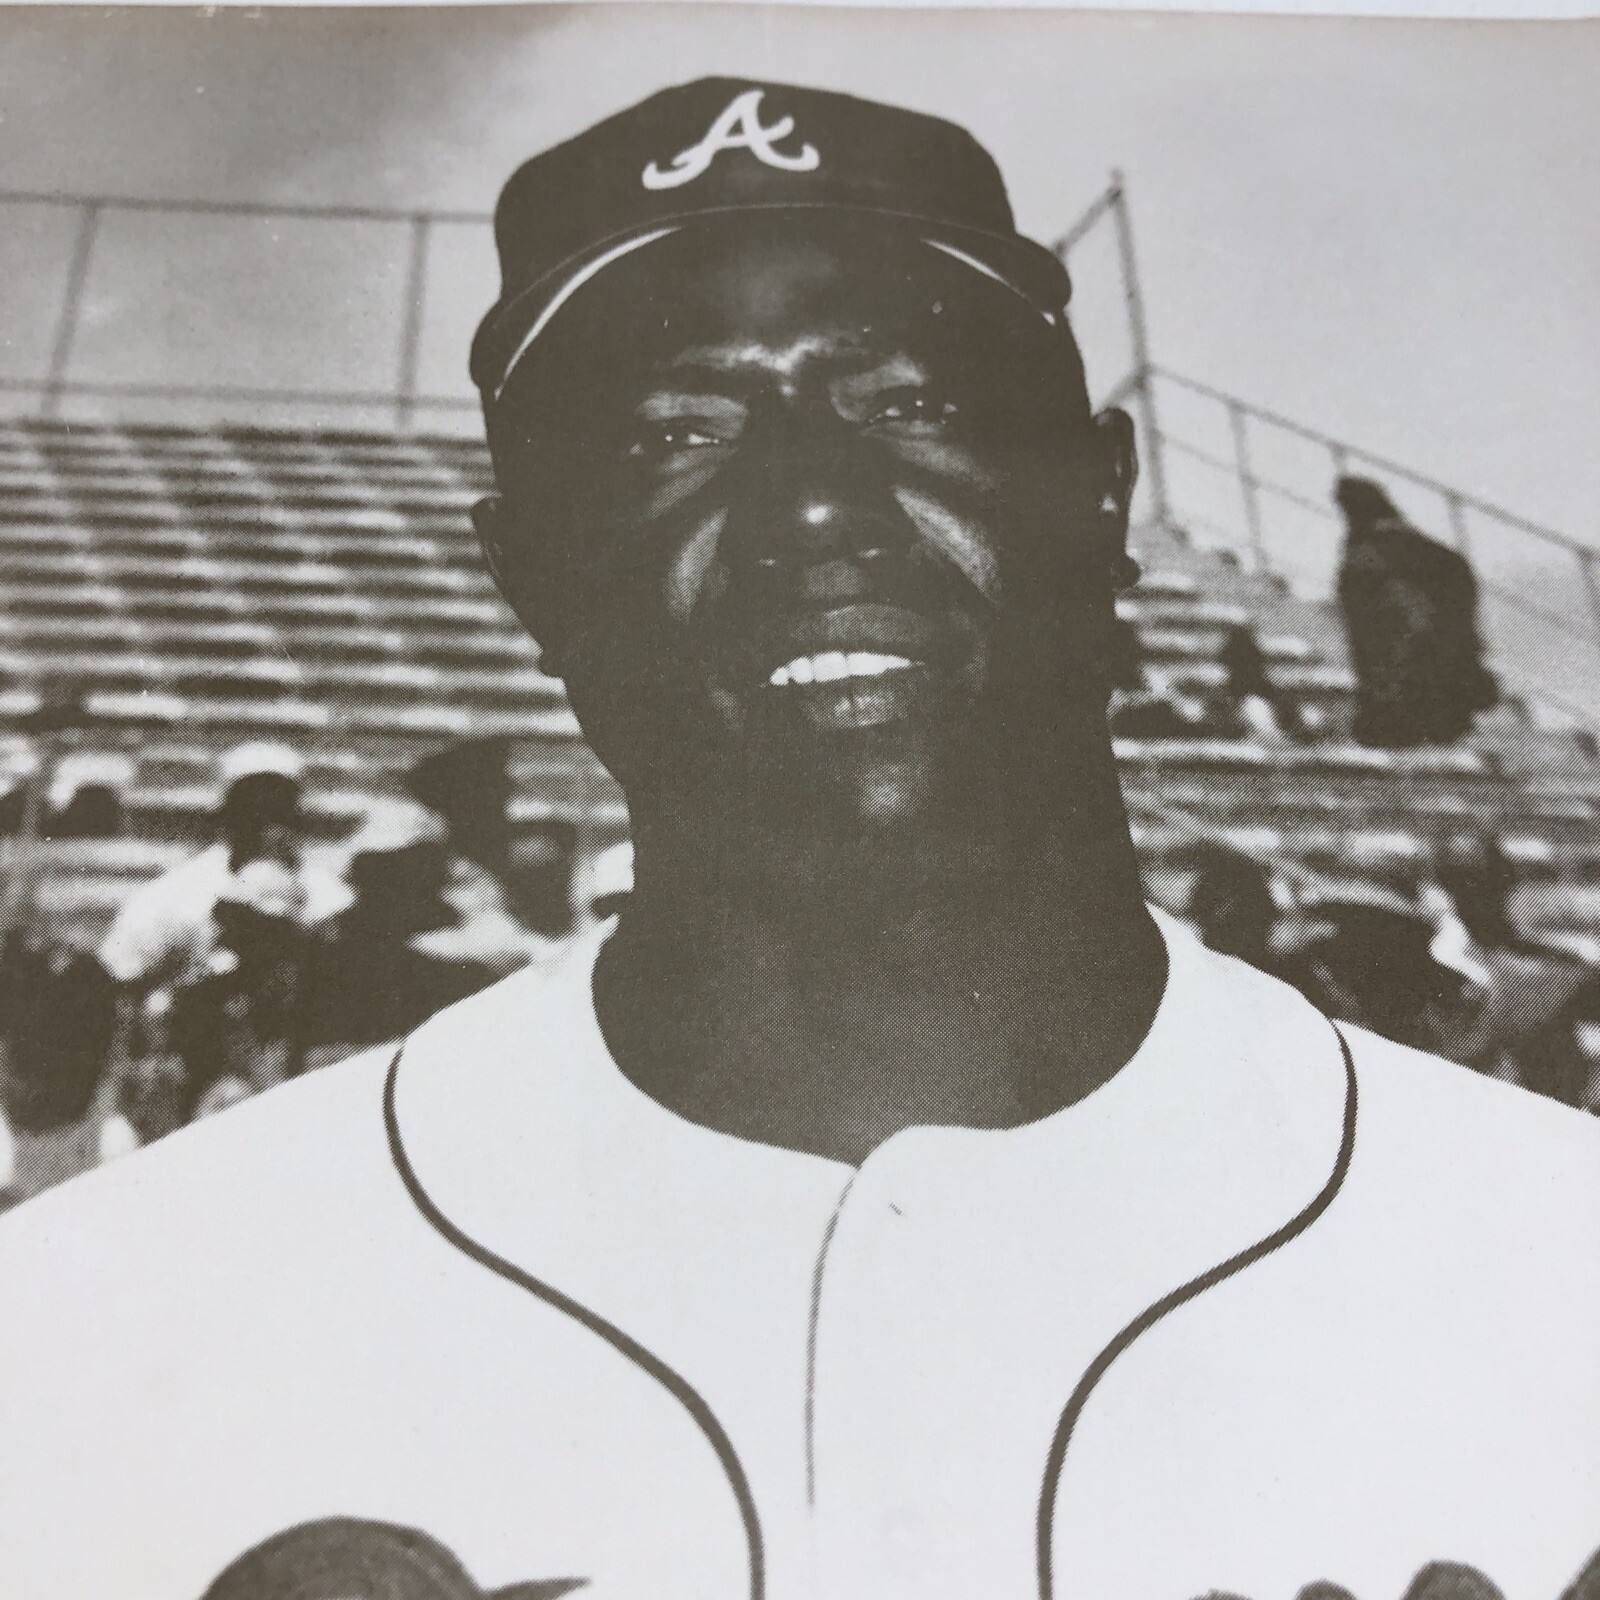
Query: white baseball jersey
[[1, 913, 1597, 1600]]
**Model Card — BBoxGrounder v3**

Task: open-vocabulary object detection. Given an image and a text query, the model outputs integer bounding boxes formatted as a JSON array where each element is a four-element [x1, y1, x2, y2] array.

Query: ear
[[472, 495, 565, 677], [1090, 407, 1141, 590]]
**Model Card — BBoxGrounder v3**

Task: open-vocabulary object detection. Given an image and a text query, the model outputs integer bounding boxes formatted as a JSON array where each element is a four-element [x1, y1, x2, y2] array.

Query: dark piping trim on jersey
[[1035, 1020, 1360, 1600], [804, 1172, 858, 1509], [381, 1046, 766, 1600]]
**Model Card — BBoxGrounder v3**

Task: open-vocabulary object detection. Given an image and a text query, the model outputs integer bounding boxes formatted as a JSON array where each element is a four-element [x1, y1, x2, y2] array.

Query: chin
[[842, 756, 935, 828], [796, 717, 972, 836]]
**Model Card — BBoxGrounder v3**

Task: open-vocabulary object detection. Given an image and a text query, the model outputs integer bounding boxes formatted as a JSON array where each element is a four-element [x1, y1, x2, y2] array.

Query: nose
[[718, 405, 911, 587]]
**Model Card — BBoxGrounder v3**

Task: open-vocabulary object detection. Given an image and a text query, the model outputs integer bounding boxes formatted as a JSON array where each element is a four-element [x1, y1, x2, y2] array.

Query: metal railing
[[1, 180, 1150, 437], [2, 190, 491, 430], [1143, 365, 1600, 731]]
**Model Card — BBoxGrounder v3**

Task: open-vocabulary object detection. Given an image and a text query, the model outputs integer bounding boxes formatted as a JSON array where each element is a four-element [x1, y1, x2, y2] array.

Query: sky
[[1, 4, 1596, 565]]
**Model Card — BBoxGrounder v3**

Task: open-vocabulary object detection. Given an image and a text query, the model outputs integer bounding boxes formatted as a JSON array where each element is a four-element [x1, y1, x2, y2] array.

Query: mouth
[[763, 650, 926, 731], [733, 604, 966, 733]]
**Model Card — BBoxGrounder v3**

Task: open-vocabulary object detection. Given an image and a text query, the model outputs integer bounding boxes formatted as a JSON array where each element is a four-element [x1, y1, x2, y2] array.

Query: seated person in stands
[[303, 800, 507, 1055], [1, 80, 1597, 1600], [405, 737, 516, 880], [1213, 624, 1299, 741], [1184, 843, 1283, 971], [1429, 832, 1600, 1107], [0, 939, 117, 1200], [95, 1053, 188, 1164], [164, 859, 312, 1114], [509, 818, 582, 938], [1335, 477, 1497, 748], [1274, 889, 1472, 1058], [404, 738, 568, 959], [43, 750, 133, 840], [96, 740, 340, 994]]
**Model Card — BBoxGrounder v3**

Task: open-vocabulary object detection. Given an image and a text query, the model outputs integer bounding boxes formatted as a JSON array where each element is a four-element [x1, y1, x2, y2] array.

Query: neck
[[594, 765, 1166, 1164]]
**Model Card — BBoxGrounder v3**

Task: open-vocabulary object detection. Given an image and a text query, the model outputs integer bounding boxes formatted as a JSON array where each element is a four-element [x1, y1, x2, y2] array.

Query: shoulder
[[1177, 936, 1600, 1250], [0, 1045, 398, 1295], [1338, 1021, 1600, 1228], [0, 938, 601, 1280], [1343, 1018, 1599, 1162], [97, 846, 227, 970]]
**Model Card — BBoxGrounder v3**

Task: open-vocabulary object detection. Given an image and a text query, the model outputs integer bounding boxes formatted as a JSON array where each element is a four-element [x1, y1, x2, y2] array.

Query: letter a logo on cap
[[642, 89, 820, 191]]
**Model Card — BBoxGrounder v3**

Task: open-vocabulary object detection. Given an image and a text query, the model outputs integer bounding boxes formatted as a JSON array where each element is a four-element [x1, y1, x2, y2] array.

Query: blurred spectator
[[1277, 891, 1470, 1054], [1424, 832, 1600, 1105], [1444, 940, 1596, 1104], [1335, 477, 1497, 748], [510, 820, 581, 939], [1434, 831, 1519, 951], [1181, 829, 1600, 1116], [163, 859, 311, 1116], [44, 750, 134, 840], [0, 940, 118, 1200], [97, 741, 341, 992], [1214, 626, 1297, 742], [303, 799, 504, 1054], [404, 741, 564, 966], [1186, 845, 1281, 971], [405, 737, 512, 879], [97, 1055, 188, 1161]]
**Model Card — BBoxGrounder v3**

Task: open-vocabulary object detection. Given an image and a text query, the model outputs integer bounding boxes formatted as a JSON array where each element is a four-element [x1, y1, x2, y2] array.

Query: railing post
[[1108, 173, 1170, 529], [42, 201, 102, 420], [1227, 399, 1265, 569], [394, 213, 431, 432]]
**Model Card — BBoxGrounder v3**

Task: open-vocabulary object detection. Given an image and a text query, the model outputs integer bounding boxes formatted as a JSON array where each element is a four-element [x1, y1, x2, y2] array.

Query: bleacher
[[3, 413, 1600, 948], [1117, 518, 1600, 888]]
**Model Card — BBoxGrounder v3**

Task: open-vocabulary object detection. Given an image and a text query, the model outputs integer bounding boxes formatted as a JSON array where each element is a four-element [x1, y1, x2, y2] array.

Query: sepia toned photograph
[[0, 7, 1597, 1599]]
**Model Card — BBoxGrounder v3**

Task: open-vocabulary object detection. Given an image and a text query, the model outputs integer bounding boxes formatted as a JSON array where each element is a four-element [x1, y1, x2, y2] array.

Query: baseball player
[[2, 80, 1598, 1600]]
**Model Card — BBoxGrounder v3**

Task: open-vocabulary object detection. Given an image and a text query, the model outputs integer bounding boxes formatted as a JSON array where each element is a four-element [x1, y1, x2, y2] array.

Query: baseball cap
[[217, 741, 305, 789], [46, 750, 135, 811], [472, 78, 1075, 406]]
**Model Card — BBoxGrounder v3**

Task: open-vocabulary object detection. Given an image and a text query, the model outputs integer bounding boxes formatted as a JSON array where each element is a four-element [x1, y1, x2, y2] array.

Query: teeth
[[847, 652, 911, 678], [767, 652, 915, 688]]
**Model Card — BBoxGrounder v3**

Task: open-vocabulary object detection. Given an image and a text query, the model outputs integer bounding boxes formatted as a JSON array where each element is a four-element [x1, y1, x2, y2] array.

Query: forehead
[[526, 218, 1038, 390]]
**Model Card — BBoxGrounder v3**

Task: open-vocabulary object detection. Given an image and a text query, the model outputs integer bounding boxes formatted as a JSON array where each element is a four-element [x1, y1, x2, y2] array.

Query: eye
[[865, 387, 960, 432], [626, 420, 732, 462]]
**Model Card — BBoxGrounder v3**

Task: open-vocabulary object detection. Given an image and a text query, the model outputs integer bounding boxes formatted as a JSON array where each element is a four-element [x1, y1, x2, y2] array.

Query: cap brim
[[473, 202, 1073, 405]]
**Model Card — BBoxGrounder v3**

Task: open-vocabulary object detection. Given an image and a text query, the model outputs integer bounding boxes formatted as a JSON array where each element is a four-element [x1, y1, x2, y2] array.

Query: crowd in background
[[1180, 837, 1600, 1114], [0, 472, 1590, 1207], [0, 736, 633, 1209]]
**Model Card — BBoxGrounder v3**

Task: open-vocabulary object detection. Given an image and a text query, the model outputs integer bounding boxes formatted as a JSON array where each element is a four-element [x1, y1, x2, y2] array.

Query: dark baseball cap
[[472, 77, 1075, 406]]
